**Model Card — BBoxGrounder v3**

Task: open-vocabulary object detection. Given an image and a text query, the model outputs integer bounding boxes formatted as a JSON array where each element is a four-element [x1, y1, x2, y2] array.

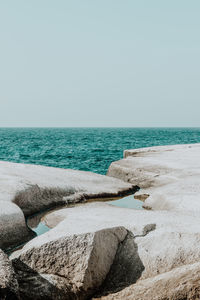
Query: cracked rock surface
[[41, 201, 200, 280]]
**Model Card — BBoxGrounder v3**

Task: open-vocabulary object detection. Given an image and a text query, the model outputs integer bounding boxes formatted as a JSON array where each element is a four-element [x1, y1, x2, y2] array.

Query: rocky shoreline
[[1, 143, 200, 299], [0, 161, 137, 251]]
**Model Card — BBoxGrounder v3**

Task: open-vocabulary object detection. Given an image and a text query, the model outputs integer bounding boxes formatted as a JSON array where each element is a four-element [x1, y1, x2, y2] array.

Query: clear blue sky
[[0, 1, 200, 127]]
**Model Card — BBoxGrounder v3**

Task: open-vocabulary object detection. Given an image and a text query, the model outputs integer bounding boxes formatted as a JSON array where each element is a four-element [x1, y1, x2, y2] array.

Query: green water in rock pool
[[31, 195, 143, 237], [31, 222, 50, 236], [108, 195, 144, 210]]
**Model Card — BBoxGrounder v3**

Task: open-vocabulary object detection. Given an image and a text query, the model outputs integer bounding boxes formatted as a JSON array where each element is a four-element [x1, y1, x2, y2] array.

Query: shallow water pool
[[27, 211, 51, 236], [107, 195, 144, 210], [27, 194, 143, 238], [31, 222, 50, 236]]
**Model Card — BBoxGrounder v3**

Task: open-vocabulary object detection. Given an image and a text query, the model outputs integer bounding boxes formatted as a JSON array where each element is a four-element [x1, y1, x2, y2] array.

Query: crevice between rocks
[[13, 184, 139, 217], [6, 184, 139, 253], [93, 224, 156, 299]]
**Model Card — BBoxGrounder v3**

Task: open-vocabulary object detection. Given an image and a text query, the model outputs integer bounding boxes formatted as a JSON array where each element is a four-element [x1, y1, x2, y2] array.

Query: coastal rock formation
[[11, 227, 130, 300], [3, 143, 200, 299], [0, 161, 136, 250], [96, 230, 145, 296], [93, 262, 200, 300], [0, 201, 35, 251], [0, 160, 136, 216], [107, 143, 200, 212], [0, 249, 19, 299], [42, 202, 200, 279]]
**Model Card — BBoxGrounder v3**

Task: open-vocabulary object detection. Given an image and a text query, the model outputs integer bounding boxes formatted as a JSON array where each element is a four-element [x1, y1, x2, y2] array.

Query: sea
[[0, 127, 200, 175]]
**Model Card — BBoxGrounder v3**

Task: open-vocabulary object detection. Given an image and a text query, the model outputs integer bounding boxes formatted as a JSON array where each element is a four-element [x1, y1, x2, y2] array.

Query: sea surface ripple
[[0, 127, 200, 174]]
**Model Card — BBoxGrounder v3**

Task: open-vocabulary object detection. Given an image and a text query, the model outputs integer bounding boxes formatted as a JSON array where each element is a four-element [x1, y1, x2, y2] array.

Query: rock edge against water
[[1, 143, 200, 299], [0, 161, 137, 250]]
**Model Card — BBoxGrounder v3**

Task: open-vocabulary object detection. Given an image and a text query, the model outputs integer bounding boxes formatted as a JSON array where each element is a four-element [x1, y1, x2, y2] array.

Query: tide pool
[[107, 195, 143, 210]]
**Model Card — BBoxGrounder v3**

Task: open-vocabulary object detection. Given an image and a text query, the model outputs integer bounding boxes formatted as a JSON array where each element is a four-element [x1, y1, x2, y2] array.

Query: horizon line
[[0, 126, 200, 129]]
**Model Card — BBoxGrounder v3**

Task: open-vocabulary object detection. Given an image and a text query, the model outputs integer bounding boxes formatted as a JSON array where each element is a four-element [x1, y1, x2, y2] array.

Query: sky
[[0, 1, 200, 127]]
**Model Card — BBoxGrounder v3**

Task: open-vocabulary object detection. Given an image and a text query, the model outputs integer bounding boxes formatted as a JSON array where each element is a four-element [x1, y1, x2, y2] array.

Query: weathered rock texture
[[0, 249, 19, 299], [12, 227, 130, 300], [41, 202, 200, 280]]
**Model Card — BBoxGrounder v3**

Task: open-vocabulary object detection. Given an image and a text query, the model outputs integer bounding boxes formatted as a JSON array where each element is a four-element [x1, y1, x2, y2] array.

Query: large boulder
[[0, 249, 19, 300], [11, 227, 128, 300], [0, 201, 35, 251], [0, 160, 137, 216]]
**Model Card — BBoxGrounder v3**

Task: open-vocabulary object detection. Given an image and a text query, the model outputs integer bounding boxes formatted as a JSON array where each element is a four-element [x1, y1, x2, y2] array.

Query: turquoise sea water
[[0, 128, 200, 174]]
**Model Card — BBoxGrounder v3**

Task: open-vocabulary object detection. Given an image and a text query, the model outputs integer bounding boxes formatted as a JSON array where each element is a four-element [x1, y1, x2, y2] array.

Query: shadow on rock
[[12, 259, 74, 300], [11, 227, 129, 300], [95, 231, 145, 297], [0, 289, 19, 300]]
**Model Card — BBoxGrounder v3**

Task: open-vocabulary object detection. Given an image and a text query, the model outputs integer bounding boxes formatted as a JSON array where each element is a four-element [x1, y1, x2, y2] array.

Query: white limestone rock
[[12, 227, 128, 300], [107, 143, 200, 212], [3, 143, 200, 299], [0, 160, 136, 216], [38, 202, 200, 280], [0, 201, 35, 251], [0, 160, 136, 250]]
